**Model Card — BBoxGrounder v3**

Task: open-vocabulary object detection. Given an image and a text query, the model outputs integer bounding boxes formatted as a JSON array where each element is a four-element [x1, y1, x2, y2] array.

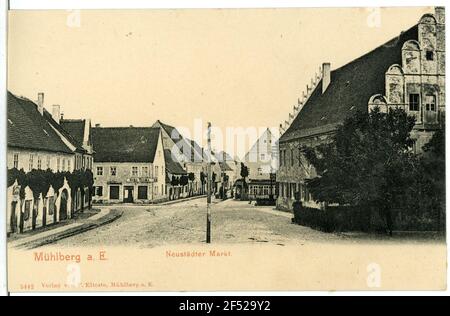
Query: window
[[426, 50, 434, 61], [97, 166, 103, 176], [56, 157, 60, 171], [46, 156, 50, 169], [258, 167, 263, 176], [132, 166, 138, 176], [291, 149, 294, 167], [142, 166, 148, 176], [13, 153, 19, 169], [109, 185, 119, 199], [154, 185, 158, 195], [260, 153, 266, 161], [29, 154, 34, 171], [62, 159, 66, 171], [110, 166, 117, 176], [155, 166, 159, 176], [96, 186, 103, 196], [409, 94, 420, 111], [67, 159, 71, 172], [138, 186, 148, 199], [425, 94, 436, 111], [37, 156, 42, 170]]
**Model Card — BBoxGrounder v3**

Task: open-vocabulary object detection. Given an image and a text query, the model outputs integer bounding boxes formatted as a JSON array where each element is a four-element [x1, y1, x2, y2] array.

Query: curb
[[152, 195, 207, 206], [15, 209, 123, 249]]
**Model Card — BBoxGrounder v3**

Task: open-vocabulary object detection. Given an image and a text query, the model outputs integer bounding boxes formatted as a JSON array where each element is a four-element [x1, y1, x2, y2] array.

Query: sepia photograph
[[2, 1, 447, 294]]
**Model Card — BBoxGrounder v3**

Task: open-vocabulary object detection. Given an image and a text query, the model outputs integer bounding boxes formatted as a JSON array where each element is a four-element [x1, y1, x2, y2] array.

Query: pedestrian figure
[[292, 191, 302, 224]]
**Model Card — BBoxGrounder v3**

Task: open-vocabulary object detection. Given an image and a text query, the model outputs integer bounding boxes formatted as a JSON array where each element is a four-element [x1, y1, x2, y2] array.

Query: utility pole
[[206, 122, 212, 243]]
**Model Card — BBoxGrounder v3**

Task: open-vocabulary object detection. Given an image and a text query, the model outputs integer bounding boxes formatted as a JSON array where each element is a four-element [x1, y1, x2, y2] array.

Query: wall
[[92, 131, 166, 203], [7, 147, 75, 172], [373, 9, 445, 152], [7, 178, 72, 235]]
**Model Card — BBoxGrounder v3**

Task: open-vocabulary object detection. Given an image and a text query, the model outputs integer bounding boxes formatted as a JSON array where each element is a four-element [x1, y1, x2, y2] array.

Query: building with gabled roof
[[7, 91, 94, 233], [277, 7, 445, 211], [152, 120, 206, 197], [91, 126, 167, 203]]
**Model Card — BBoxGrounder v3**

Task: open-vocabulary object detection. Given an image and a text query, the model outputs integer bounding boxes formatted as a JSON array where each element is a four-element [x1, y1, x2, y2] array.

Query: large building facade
[[91, 127, 167, 203], [7, 91, 93, 234], [277, 7, 445, 211]]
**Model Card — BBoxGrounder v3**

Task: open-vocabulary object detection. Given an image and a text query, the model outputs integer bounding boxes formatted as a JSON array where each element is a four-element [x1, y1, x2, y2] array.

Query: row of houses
[[275, 7, 445, 211], [7, 92, 94, 234], [7, 90, 241, 234]]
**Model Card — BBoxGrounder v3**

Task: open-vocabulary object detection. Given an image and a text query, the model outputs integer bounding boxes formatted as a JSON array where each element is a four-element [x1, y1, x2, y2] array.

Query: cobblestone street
[[56, 198, 444, 248]]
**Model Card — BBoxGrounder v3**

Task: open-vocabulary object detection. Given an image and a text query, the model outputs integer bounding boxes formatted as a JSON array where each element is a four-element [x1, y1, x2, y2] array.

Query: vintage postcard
[[4, 6, 447, 293]]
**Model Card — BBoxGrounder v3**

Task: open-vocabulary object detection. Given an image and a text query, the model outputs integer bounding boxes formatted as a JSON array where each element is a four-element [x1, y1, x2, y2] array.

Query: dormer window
[[426, 50, 434, 61]]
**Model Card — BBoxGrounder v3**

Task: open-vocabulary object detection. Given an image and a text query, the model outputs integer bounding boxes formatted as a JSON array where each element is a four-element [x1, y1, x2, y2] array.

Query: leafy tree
[[240, 163, 249, 192], [27, 169, 47, 229], [302, 107, 417, 233], [171, 175, 180, 186], [180, 175, 189, 186], [84, 169, 94, 210], [411, 124, 446, 229]]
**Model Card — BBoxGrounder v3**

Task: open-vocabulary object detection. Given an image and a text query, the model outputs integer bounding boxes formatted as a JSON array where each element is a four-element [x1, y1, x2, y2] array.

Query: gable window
[[13, 153, 19, 169], [425, 94, 437, 111], [155, 166, 159, 176], [110, 166, 117, 176], [97, 166, 103, 176], [426, 50, 434, 61], [409, 94, 420, 111], [132, 166, 139, 176]]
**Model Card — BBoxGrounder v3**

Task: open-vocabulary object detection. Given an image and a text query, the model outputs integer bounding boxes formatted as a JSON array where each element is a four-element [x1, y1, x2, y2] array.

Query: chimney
[[435, 7, 445, 24], [52, 105, 61, 124], [322, 62, 331, 94], [37, 93, 44, 115]]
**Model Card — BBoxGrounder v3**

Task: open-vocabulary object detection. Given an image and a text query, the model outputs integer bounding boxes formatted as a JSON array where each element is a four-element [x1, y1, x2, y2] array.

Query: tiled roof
[[7, 91, 73, 154], [44, 112, 86, 153], [91, 127, 160, 163], [219, 162, 233, 172], [164, 149, 187, 174], [60, 119, 86, 146], [280, 25, 418, 143], [154, 120, 204, 161]]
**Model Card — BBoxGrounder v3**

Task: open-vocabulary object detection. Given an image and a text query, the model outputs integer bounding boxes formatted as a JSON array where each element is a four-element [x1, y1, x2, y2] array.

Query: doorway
[[60, 189, 68, 221], [123, 186, 134, 203]]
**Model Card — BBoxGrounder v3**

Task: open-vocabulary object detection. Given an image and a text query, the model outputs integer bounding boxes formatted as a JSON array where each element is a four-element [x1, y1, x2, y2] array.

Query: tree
[[85, 169, 94, 210], [26, 169, 47, 230], [413, 124, 445, 229], [302, 107, 417, 233], [240, 163, 249, 185], [171, 175, 180, 186]]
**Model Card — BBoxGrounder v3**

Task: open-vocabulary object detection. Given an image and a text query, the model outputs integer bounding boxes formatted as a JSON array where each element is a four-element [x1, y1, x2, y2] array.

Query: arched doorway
[[59, 189, 68, 221]]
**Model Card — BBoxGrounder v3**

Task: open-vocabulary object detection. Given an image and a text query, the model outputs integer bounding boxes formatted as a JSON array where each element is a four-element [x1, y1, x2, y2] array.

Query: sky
[[7, 7, 432, 155]]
